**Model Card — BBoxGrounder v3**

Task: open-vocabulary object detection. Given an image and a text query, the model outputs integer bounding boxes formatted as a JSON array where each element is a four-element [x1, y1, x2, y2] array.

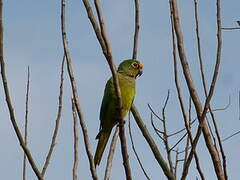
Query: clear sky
[[0, 0, 240, 179]]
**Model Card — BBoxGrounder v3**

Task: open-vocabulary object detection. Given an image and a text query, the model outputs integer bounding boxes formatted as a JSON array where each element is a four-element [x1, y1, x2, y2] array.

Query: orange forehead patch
[[138, 63, 143, 69]]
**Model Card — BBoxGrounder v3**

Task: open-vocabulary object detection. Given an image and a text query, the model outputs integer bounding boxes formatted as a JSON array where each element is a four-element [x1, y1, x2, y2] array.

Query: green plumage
[[94, 59, 143, 166]]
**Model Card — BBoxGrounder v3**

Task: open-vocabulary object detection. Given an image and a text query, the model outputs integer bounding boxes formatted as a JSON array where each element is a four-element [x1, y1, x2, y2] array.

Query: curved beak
[[137, 69, 143, 77], [137, 63, 143, 77]]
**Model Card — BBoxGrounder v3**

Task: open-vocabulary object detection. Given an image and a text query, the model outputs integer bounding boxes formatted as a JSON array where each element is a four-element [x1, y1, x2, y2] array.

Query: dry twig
[[131, 104, 176, 180], [72, 98, 79, 180], [132, 0, 140, 59], [161, 91, 174, 172], [23, 66, 30, 180], [170, 0, 225, 179], [194, 0, 227, 178], [222, 27, 240, 30], [169, 2, 204, 178], [61, 1, 98, 179], [128, 113, 150, 180], [82, 0, 132, 178], [104, 127, 119, 180], [0, 1, 43, 179], [41, 56, 65, 176]]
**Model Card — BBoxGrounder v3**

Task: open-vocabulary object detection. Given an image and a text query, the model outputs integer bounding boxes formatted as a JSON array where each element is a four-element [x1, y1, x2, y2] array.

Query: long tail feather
[[94, 130, 111, 166]]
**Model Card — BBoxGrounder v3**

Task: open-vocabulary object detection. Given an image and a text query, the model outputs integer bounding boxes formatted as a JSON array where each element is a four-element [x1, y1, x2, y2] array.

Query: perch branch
[[23, 66, 30, 180], [169, 2, 204, 178], [0, 1, 43, 179], [132, 0, 140, 59], [170, 0, 225, 179], [131, 104, 176, 180], [194, 0, 228, 178], [104, 127, 119, 180], [128, 113, 150, 180], [41, 56, 65, 176], [61, 1, 98, 179], [82, 0, 132, 178], [72, 98, 79, 180]]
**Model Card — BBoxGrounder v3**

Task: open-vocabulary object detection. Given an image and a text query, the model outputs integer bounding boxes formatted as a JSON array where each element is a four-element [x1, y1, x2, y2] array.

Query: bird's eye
[[131, 62, 139, 69]]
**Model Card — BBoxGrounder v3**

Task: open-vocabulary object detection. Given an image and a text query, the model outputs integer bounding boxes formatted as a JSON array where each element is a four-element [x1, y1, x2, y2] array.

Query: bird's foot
[[118, 120, 126, 127]]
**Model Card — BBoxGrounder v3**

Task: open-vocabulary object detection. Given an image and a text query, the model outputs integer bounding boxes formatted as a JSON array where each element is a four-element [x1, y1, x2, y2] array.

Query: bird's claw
[[118, 120, 126, 127]]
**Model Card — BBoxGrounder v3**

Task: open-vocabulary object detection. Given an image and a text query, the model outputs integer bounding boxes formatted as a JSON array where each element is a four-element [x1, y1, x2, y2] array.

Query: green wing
[[94, 74, 136, 166], [99, 77, 116, 130]]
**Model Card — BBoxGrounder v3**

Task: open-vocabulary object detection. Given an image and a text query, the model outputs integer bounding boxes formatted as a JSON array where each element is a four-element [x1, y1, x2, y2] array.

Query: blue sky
[[0, 0, 240, 179]]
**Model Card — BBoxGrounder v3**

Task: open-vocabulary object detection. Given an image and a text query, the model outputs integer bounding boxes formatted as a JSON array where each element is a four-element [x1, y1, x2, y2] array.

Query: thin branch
[[72, 98, 79, 180], [212, 96, 230, 112], [41, 56, 65, 176], [81, 0, 106, 51], [148, 104, 164, 122], [222, 130, 240, 142], [23, 66, 30, 180], [194, 0, 227, 178], [0, 1, 43, 179], [61, 1, 98, 179], [94, 0, 112, 55], [131, 104, 176, 180], [168, 97, 229, 138], [174, 149, 179, 178], [161, 91, 174, 172], [206, 117, 217, 147], [82, 0, 132, 178], [183, 97, 192, 167], [132, 0, 140, 59], [150, 112, 165, 141], [222, 27, 240, 30], [168, 119, 197, 137], [169, 132, 188, 152], [194, 0, 207, 95], [169, 1, 204, 179], [128, 113, 150, 180], [104, 127, 119, 180], [170, 0, 224, 178], [200, 0, 222, 131]]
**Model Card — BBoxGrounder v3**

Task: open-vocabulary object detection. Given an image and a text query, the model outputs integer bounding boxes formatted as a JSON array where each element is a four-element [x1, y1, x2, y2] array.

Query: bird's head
[[117, 59, 143, 78]]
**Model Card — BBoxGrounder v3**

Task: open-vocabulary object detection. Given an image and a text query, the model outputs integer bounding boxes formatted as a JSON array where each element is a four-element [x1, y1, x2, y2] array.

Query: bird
[[94, 59, 143, 166]]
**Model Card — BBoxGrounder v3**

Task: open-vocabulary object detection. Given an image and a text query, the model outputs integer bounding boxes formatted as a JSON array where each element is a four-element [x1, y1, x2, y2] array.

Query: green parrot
[[94, 59, 143, 166]]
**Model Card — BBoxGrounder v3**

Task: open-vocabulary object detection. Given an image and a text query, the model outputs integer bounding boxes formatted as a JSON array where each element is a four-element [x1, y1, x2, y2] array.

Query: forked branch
[[61, 1, 98, 179], [0, 1, 43, 179]]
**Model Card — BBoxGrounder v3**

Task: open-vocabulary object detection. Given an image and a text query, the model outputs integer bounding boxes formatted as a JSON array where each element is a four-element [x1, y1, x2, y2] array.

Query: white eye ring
[[131, 62, 139, 68]]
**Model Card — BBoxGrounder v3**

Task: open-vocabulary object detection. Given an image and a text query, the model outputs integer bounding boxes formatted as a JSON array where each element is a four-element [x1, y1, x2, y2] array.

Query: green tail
[[94, 130, 111, 166]]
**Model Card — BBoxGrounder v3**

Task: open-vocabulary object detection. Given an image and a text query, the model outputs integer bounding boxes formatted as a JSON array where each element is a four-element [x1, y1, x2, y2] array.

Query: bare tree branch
[[222, 27, 240, 30], [132, 0, 140, 59], [170, 0, 225, 179], [148, 104, 164, 122], [169, 133, 188, 152], [72, 98, 79, 180], [131, 104, 176, 180], [150, 112, 165, 141], [41, 56, 65, 176], [104, 127, 119, 180], [128, 113, 150, 180], [61, 1, 98, 179], [183, 98, 192, 167], [169, 2, 204, 179], [23, 66, 30, 180], [174, 149, 179, 178], [0, 1, 43, 179], [194, 0, 227, 178], [222, 130, 240, 142], [82, 1, 132, 178], [161, 91, 174, 172]]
